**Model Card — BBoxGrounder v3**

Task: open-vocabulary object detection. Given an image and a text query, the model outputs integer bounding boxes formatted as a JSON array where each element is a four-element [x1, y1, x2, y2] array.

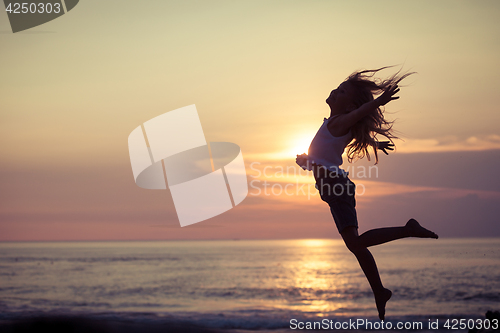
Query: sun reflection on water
[[278, 239, 355, 314]]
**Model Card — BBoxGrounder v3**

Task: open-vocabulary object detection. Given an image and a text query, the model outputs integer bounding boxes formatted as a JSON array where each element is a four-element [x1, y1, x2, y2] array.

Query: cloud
[[246, 134, 500, 162], [2, 148, 500, 241], [396, 135, 500, 153]]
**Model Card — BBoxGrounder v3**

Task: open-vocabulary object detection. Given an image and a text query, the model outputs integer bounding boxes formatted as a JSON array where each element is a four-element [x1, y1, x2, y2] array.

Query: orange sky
[[1, 1, 500, 241]]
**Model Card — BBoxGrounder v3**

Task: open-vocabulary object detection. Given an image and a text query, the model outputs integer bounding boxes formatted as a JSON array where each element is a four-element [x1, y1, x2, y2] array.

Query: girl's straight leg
[[341, 226, 392, 320], [341, 226, 385, 291]]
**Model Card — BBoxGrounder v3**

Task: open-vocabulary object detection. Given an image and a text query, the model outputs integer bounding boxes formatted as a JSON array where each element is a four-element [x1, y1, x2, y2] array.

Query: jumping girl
[[296, 67, 439, 321]]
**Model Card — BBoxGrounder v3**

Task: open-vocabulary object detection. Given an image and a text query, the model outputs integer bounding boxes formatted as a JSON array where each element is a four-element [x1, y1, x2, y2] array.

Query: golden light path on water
[[275, 239, 354, 315]]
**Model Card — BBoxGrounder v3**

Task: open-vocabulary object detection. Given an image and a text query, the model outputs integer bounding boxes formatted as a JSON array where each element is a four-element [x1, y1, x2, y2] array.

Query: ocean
[[0, 238, 499, 332]]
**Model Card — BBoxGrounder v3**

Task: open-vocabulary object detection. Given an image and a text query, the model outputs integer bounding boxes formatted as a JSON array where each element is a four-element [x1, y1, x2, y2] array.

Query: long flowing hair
[[344, 67, 415, 164]]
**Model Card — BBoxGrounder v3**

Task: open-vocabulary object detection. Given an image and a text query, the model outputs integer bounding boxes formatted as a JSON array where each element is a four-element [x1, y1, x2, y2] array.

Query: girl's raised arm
[[330, 85, 400, 131]]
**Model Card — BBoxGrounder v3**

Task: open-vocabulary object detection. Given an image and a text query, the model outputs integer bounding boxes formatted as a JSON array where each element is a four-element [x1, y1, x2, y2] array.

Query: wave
[[0, 309, 490, 332], [2, 256, 181, 263]]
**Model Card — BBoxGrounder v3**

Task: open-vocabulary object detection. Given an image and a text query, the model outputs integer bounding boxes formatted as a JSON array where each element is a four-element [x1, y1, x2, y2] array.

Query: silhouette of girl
[[296, 67, 438, 320]]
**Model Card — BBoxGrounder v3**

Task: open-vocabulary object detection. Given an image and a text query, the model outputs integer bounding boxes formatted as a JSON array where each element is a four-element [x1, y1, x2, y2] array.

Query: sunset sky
[[1, 0, 499, 241]]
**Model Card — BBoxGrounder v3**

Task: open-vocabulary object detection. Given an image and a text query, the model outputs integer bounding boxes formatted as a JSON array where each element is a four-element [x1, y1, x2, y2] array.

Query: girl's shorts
[[314, 168, 358, 233]]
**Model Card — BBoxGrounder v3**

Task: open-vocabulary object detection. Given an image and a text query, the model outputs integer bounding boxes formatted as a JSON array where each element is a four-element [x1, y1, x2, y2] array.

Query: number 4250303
[[5, 2, 62, 14], [444, 318, 499, 330]]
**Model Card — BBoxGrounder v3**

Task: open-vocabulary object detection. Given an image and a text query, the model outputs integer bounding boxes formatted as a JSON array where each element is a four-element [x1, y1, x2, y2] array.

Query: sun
[[287, 133, 313, 156], [294, 142, 310, 155], [267, 132, 315, 160]]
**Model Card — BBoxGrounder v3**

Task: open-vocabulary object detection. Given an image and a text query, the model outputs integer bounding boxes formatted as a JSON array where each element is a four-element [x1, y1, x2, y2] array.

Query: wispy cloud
[[246, 134, 500, 162], [396, 134, 500, 153]]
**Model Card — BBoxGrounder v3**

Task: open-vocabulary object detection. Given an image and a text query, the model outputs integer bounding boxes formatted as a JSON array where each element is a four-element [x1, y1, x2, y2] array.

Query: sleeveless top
[[302, 116, 352, 174]]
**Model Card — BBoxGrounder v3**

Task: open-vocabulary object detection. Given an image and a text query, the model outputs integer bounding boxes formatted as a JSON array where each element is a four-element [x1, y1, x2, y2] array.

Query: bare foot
[[375, 288, 392, 321], [406, 218, 439, 239]]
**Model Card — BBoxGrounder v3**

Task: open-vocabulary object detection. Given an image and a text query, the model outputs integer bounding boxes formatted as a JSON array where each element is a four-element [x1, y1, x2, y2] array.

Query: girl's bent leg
[[341, 226, 392, 320], [357, 219, 438, 248]]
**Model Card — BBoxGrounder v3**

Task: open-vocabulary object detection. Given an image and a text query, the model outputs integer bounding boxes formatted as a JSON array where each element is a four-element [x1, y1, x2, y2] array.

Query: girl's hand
[[376, 141, 394, 155], [377, 85, 400, 106], [296, 153, 309, 170]]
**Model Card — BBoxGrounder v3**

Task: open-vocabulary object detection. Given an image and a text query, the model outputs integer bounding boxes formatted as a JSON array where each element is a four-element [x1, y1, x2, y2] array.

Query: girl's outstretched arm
[[330, 85, 400, 131]]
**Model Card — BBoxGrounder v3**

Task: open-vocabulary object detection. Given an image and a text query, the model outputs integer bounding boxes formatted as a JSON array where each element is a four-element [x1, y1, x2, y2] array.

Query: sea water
[[0, 238, 498, 330]]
